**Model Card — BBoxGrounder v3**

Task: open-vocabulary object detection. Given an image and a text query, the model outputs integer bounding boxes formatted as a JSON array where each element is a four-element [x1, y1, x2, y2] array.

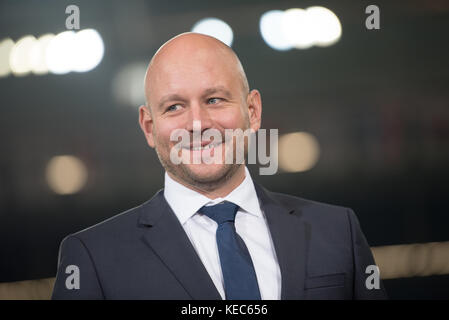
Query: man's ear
[[246, 89, 262, 132], [138, 105, 156, 148]]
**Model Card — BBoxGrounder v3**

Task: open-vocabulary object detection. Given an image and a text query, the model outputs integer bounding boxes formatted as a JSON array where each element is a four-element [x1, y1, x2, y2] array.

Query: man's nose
[[185, 101, 213, 132]]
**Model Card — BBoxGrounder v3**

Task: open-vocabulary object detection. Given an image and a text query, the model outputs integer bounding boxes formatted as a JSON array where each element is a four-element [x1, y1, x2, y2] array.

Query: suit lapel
[[138, 190, 222, 300], [254, 183, 308, 299]]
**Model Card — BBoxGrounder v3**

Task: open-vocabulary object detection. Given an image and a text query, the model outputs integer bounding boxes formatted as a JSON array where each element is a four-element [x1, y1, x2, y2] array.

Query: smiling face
[[139, 33, 262, 193]]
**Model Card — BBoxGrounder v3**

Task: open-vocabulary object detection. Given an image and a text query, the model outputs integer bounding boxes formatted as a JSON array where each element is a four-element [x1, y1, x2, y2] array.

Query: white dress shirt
[[163, 166, 282, 300]]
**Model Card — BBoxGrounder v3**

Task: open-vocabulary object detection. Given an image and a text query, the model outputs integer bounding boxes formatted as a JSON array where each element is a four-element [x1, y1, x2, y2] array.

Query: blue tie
[[199, 201, 261, 300]]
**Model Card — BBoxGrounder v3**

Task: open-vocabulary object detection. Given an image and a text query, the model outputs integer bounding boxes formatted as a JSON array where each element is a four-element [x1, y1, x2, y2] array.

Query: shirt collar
[[164, 166, 262, 225]]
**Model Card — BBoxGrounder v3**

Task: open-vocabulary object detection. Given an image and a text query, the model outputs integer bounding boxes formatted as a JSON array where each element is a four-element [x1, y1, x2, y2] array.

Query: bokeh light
[[306, 6, 342, 47], [0, 38, 14, 77], [191, 17, 234, 46], [282, 8, 315, 49], [29, 34, 55, 75], [112, 62, 147, 107], [1, 29, 104, 77], [71, 29, 104, 72], [260, 6, 342, 50], [45, 31, 77, 74], [279, 132, 320, 172], [46, 155, 88, 195], [259, 10, 293, 51], [9, 35, 36, 76]]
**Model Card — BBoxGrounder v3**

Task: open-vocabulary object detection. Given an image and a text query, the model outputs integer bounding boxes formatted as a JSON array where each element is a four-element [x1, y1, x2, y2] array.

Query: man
[[52, 33, 387, 299]]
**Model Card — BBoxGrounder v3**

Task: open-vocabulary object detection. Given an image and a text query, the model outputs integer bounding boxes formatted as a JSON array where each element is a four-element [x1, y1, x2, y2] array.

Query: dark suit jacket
[[52, 183, 387, 299]]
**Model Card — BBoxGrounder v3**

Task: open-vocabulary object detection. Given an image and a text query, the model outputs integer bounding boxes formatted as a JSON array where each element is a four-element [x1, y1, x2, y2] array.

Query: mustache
[[180, 127, 224, 148], [170, 126, 252, 150], [179, 136, 229, 149]]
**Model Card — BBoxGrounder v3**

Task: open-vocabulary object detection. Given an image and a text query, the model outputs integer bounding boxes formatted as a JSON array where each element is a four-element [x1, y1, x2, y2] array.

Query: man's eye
[[166, 104, 182, 112], [207, 98, 222, 104]]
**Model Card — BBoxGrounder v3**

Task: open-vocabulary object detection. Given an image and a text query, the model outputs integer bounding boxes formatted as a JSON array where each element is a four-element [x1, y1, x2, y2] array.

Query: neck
[[167, 165, 246, 199]]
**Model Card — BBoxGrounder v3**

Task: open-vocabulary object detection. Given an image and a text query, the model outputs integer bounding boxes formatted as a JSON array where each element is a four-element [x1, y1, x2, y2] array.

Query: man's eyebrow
[[202, 86, 232, 99], [158, 94, 186, 109], [158, 87, 233, 109]]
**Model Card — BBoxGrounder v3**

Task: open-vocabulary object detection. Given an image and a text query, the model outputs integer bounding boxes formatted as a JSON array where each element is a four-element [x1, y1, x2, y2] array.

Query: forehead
[[147, 46, 242, 102]]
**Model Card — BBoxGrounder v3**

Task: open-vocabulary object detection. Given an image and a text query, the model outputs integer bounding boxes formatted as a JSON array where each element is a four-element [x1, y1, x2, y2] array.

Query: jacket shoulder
[[65, 199, 149, 244], [268, 190, 352, 216], [265, 190, 356, 233]]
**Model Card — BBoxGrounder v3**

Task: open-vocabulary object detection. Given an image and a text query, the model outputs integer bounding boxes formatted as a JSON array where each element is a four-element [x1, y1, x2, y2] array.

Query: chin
[[183, 163, 236, 184]]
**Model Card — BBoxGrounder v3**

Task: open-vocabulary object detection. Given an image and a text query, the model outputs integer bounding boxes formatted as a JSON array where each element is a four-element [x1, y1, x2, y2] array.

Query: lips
[[182, 140, 223, 151]]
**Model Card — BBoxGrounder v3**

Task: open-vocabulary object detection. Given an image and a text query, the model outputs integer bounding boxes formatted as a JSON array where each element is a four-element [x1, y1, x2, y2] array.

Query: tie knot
[[199, 201, 239, 225]]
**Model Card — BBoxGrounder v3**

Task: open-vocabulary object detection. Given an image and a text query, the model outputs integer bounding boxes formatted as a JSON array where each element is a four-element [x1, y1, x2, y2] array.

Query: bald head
[[144, 33, 249, 110], [138, 32, 263, 192]]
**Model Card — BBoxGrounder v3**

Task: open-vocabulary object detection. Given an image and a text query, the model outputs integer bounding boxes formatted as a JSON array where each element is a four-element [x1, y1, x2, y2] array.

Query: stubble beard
[[155, 138, 247, 192]]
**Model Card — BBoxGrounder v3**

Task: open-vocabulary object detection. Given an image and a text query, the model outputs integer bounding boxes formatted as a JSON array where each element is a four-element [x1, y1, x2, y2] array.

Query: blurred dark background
[[0, 0, 448, 299]]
